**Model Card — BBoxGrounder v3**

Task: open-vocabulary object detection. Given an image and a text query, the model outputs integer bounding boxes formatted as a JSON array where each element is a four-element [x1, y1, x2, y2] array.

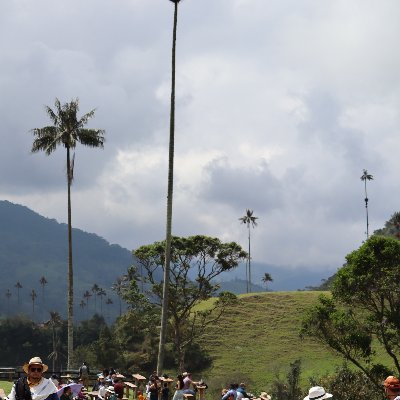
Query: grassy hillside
[[198, 291, 343, 392]]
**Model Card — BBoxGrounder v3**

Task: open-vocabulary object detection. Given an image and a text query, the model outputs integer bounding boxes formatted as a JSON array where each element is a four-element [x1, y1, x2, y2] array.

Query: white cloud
[[0, 0, 399, 275]]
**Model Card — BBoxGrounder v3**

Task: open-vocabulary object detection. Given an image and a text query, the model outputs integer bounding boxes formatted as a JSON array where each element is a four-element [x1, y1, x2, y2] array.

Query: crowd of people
[[4, 356, 400, 400]]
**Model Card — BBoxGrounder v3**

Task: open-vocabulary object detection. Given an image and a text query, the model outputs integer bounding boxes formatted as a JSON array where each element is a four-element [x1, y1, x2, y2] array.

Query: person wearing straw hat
[[6, 357, 59, 400], [303, 386, 332, 400], [384, 376, 400, 399]]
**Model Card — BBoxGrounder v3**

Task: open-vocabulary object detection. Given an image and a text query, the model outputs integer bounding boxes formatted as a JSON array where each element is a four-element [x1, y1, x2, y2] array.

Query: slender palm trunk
[[52, 325, 56, 371], [66, 146, 74, 369], [158, 0, 178, 375], [364, 180, 369, 239], [248, 226, 252, 293]]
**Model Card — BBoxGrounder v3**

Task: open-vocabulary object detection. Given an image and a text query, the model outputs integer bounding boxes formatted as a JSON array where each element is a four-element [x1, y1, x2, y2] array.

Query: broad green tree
[[158, 0, 183, 375], [31, 98, 105, 367], [239, 209, 258, 293], [302, 235, 400, 390], [129, 235, 246, 371]]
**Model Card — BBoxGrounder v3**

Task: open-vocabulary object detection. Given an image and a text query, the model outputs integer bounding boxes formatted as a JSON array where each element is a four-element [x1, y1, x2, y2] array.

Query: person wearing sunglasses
[[6, 357, 59, 400]]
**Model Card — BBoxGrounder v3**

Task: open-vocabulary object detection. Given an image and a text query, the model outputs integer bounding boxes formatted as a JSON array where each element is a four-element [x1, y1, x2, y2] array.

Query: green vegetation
[[0, 380, 13, 394], [302, 235, 400, 389], [198, 291, 343, 391]]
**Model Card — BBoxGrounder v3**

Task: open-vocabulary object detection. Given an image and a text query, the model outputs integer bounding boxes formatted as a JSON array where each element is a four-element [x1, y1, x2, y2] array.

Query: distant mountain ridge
[[0, 200, 133, 321], [0, 200, 335, 322]]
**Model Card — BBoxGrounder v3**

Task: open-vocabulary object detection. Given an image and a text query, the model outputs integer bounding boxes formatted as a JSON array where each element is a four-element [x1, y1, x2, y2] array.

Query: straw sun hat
[[23, 357, 49, 374], [303, 386, 332, 400]]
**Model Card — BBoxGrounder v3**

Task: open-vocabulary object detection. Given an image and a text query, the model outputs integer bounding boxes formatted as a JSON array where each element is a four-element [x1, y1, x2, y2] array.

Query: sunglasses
[[29, 367, 43, 372]]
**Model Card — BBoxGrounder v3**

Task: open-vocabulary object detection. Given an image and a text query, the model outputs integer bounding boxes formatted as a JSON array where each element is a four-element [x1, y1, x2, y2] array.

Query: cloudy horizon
[[1, 0, 399, 276]]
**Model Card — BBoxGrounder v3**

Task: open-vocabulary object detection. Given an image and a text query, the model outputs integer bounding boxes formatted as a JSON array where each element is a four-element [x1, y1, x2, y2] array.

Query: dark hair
[[63, 387, 71, 393]]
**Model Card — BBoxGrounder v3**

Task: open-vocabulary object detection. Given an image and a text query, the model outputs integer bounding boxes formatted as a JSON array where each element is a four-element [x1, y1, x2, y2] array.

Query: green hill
[[0, 200, 133, 322], [198, 291, 343, 392]]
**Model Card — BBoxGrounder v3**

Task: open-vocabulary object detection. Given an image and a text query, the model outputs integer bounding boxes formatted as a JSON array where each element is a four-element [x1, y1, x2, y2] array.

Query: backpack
[[14, 377, 32, 400]]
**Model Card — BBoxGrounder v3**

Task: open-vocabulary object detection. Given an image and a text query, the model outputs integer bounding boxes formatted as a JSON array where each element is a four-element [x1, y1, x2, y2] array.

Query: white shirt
[[7, 378, 58, 400]]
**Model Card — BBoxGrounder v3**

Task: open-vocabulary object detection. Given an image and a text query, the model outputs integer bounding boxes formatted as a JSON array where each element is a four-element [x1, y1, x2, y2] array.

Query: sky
[[1, 0, 400, 281]]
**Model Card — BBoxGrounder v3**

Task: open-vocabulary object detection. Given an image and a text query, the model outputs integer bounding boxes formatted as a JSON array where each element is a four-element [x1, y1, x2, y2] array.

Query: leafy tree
[[271, 359, 302, 400], [31, 98, 105, 368], [262, 273, 273, 291], [302, 235, 400, 390], [374, 212, 400, 239], [239, 209, 258, 293], [158, 0, 184, 374], [360, 169, 373, 238], [128, 235, 246, 371]]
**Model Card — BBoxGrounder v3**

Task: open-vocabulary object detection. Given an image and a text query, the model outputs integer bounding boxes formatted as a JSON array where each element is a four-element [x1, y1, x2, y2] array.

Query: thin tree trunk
[[248, 227, 252, 293], [158, 0, 178, 375], [67, 146, 74, 369]]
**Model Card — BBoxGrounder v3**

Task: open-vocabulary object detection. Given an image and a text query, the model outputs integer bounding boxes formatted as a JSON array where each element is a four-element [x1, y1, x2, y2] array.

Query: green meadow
[[198, 291, 343, 392]]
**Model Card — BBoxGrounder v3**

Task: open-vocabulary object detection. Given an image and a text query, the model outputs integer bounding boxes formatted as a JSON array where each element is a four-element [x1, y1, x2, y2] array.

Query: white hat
[[107, 387, 115, 393], [304, 386, 332, 400], [23, 357, 49, 374]]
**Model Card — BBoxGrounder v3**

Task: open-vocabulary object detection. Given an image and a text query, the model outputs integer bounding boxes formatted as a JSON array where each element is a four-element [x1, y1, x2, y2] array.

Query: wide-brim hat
[[106, 387, 115, 393], [23, 357, 48, 374], [259, 392, 271, 400], [304, 386, 332, 400]]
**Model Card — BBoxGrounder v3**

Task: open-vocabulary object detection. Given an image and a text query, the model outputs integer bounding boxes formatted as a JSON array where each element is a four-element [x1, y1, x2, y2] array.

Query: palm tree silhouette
[[15, 282, 22, 307], [45, 311, 63, 371], [40, 276, 48, 320], [5, 289, 11, 315], [158, 0, 183, 375], [98, 288, 106, 314], [91, 283, 100, 312], [30, 289, 37, 317], [239, 209, 258, 293], [31, 98, 105, 368], [360, 169, 373, 239], [262, 273, 273, 291]]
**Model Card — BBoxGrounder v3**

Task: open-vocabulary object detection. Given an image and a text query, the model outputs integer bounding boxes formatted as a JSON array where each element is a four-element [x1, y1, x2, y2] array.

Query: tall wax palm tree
[[239, 209, 258, 293], [31, 98, 105, 368], [15, 282, 22, 307], [360, 169, 373, 239], [30, 289, 37, 316], [45, 311, 63, 371], [92, 283, 100, 312], [112, 277, 126, 317], [40, 276, 48, 320], [5, 289, 11, 315], [105, 298, 113, 324], [262, 272, 273, 291], [158, 0, 182, 375], [83, 290, 92, 319], [98, 288, 106, 314]]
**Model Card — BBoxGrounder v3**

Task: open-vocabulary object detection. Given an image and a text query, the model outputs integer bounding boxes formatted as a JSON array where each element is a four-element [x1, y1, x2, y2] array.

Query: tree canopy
[[125, 235, 247, 370], [302, 235, 400, 388]]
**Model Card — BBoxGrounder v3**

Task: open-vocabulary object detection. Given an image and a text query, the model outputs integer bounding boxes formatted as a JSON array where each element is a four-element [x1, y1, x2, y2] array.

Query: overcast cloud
[[1, 0, 400, 278]]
